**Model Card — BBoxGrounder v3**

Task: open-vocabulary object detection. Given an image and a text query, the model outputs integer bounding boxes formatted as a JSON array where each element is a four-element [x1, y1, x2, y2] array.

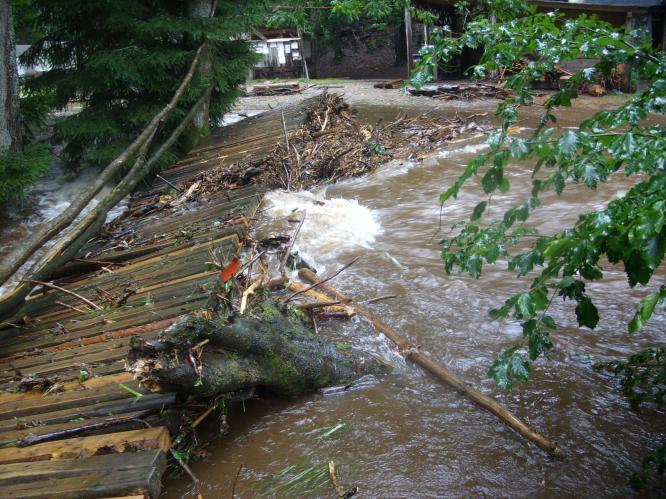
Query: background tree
[[20, 0, 266, 170], [413, 3, 665, 487], [0, 0, 21, 154], [266, 0, 433, 74], [0, 0, 52, 203]]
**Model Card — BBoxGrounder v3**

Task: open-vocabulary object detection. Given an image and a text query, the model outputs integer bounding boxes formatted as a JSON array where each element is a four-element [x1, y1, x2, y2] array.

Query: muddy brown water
[[2, 100, 661, 497], [162, 101, 665, 498]]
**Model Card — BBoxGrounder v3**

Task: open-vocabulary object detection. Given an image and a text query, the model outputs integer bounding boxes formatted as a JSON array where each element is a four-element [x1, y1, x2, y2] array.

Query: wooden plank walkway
[[0, 97, 315, 497]]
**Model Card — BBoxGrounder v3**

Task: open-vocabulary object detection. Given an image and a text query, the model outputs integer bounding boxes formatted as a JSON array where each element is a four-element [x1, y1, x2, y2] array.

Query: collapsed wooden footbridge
[[0, 100, 313, 497]]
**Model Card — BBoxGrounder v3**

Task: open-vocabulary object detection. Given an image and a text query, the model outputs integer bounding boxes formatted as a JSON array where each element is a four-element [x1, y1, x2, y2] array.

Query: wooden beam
[[0, 426, 171, 465]]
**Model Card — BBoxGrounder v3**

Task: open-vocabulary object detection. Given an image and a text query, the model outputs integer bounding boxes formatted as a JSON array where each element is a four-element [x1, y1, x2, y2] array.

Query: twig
[[171, 449, 200, 484], [283, 256, 360, 304], [321, 107, 330, 132], [311, 313, 319, 335], [238, 250, 266, 276], [295, 300, 341, 310], [54, 300, 89, 314], [192, 404, 216, 429], [239, 278, 262, 314], [231, 463, 243, 498], [329, 460, 342, 495], [279, 211, 306, 274], [156, 174, 182, 193], [360, 294, 397, 305], [22, 279, 102, 311]]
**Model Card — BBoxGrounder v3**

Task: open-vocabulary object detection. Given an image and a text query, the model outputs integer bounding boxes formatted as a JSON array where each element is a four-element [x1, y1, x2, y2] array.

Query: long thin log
[[0, 91, 209, 319], [0, 42, 207, 287], [298, 268, 562, 457]]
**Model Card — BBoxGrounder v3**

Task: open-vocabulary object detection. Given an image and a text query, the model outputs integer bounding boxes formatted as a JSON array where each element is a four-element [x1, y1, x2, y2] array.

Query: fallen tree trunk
[[0, 92, 208, 319], [129, 302, 390, 398], [298, 268, 562, 458], [0, 41, 207, 289]]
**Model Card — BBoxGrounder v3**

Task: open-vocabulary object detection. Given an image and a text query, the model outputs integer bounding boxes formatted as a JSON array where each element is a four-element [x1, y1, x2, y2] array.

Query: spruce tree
[[20, 0, 267, 170]]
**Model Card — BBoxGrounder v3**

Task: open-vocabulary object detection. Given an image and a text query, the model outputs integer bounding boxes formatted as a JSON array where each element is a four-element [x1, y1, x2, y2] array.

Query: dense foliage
[[412, 4, 665, 485], [19, 0, 266, 169], [266, 0, 431, 66], [0, 143, 51, 201]]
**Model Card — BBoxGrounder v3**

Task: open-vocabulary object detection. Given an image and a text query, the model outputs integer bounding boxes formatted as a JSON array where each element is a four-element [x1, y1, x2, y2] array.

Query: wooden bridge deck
[[0, 98, 314, 497]]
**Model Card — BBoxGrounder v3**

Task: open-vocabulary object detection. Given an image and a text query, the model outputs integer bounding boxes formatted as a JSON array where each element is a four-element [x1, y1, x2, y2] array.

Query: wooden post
[[297, 27, 309, 81], [404, 6, 413, 80]]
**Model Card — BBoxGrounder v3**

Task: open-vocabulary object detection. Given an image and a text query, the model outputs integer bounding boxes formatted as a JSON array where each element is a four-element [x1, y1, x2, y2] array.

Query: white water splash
[[263, 190, 381, 270], [0, 163, 130, 298], [437, 141, 489, 159]]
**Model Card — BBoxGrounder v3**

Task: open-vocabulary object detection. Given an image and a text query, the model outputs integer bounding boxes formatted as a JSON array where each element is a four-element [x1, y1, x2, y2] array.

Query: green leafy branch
[[414, 8, 665, 390]]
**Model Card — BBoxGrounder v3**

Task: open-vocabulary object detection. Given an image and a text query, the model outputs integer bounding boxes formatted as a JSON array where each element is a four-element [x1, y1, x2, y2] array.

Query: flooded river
[[1, 101, 663, 497], [165, 102, 664, 498]]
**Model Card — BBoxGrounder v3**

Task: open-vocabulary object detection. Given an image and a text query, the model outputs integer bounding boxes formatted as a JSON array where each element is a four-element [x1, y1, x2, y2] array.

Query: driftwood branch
[[298, 268, 562, 458], [283, 256, 360, 304]]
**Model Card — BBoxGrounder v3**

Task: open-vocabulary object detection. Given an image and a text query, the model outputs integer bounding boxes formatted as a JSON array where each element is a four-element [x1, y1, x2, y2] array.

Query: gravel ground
[[234, 79, 627, 116], [234, 80, 499, 113]]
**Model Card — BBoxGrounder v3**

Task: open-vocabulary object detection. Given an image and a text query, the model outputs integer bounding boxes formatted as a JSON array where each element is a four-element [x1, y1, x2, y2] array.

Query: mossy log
[[130, 302, 389, 398]]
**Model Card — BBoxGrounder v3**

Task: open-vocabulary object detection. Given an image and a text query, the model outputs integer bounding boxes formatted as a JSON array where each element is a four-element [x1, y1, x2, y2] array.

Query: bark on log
[[129, 302, 390, 398], [0, 0, 21, 153], [298, 268, 562, 457]]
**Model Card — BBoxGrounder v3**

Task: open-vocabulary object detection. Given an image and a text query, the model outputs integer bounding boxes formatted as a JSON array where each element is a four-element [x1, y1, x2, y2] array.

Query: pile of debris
[[408, 83, 511, 100], [248, 83, 304, 96], [374, 79, 404, 89], [180, 93, 487, 196]]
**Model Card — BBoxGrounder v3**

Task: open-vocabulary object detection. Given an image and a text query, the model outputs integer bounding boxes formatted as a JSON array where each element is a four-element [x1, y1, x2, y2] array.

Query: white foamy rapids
[[437, 141, 489, 159], [217, 110, 263, 127], [0, 163, 130, 298], [263, 190, 381, 270]]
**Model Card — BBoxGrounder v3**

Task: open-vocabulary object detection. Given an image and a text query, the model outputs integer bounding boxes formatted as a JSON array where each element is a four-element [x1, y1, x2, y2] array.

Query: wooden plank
[[0, 373, 134, 405], [0, 290, 209, 356], [0, 411, 148, 449], [0, 373, 148, 420], [0, 393, 176, 432], [0, 346, 132, 384], [0, 448, 164, 483], [18, 234, 238, 315], [0, 450, 166, 498], [0, 426, 171, 465]]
